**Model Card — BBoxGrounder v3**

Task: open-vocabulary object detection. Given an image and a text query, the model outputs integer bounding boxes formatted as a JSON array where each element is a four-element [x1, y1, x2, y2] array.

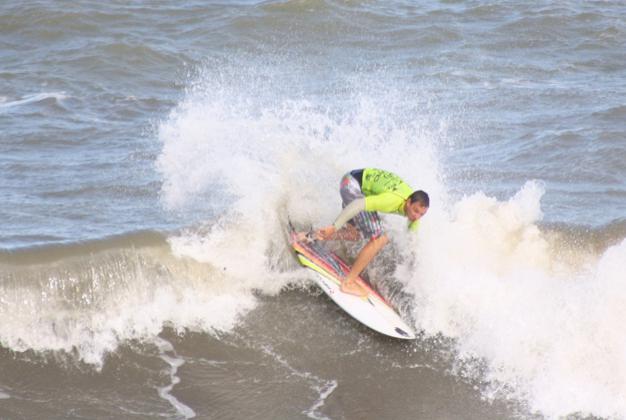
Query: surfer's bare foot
[[341, 278, 367, 298]]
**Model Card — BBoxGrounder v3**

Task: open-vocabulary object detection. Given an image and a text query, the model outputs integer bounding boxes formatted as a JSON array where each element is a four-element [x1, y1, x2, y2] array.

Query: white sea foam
[[260, 344, 337, 420], [0, 252, 257, 369], [155, 337, 196, 419], [154, 61, 626, 418], [156, 63, 445, 287], [408, 182, 626, 418], [1, 57, 619, 419], [154, 64, 447, 353]]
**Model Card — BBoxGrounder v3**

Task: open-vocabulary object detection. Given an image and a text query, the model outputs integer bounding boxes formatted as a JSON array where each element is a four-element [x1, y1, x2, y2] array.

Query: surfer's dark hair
[[409, 190, 429, 207]]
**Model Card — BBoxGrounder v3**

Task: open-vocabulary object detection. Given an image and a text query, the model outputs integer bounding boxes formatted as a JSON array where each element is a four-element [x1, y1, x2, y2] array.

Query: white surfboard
[[288, 224, 415, 339]]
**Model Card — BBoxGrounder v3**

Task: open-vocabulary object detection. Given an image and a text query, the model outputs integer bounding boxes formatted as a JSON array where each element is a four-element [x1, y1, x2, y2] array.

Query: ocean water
[[1, 0, 625, 418]]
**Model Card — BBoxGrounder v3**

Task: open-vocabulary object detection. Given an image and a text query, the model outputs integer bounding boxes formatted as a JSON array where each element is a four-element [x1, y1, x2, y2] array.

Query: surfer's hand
[[316, 226, 336, 240], [295, 231, 310, 242]]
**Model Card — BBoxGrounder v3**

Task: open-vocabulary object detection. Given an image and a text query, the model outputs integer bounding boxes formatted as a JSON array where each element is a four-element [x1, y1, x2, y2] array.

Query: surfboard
[[288, 223, 416, 339]]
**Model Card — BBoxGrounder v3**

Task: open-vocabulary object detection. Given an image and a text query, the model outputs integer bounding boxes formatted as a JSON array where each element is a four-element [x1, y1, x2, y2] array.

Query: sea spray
[[0, 243, 256, 368], [408, 182, 626, 417], [155, 59, 445, 297]]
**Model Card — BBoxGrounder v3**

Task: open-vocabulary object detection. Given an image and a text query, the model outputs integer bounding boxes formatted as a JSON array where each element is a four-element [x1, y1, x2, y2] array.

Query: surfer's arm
[[316, 199, 365, 240], [332, 198, 365, 230], [315, 200, 364, 240], [316, 223, 360, 241]]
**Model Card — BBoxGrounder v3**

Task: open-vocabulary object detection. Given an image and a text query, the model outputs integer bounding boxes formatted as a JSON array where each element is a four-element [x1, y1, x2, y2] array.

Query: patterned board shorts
[[339, 172, 384, 240]]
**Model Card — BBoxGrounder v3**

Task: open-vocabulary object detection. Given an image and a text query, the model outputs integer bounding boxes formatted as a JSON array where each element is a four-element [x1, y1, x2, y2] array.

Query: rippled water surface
[[1, 1, 625, 419]]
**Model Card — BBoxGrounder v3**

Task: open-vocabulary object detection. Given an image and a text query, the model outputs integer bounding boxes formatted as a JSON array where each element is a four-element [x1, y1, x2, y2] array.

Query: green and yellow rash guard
[[333, 168, 420, 232], [361, 168, 413, 215]]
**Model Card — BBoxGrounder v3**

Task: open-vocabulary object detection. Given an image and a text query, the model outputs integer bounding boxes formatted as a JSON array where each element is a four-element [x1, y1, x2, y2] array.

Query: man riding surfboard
[[309, 168, 429, 297]]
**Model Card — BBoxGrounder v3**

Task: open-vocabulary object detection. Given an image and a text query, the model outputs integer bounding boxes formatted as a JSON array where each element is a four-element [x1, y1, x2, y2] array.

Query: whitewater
[[1, 1, 625, 419]]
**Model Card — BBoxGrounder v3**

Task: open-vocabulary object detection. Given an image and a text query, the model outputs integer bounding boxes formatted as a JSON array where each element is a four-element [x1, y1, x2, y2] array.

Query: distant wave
[[0, 92, 67, 112], [0, 230, 168, 264], [592, 104, 626, 122]]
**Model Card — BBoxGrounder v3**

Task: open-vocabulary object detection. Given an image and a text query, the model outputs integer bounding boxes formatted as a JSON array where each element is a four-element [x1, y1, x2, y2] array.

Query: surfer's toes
[[341, 280, 367, 298]]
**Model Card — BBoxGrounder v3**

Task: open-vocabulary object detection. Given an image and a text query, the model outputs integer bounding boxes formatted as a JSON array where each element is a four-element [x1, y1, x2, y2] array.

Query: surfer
[[313, 168, 429, 297]]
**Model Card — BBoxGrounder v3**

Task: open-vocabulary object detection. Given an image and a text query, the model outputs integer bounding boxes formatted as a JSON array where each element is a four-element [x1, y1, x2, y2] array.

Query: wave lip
[[0, 229, 258, 368]]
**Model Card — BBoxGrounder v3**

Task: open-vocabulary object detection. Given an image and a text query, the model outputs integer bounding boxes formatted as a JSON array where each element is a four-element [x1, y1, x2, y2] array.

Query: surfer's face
[[406, 201, 428, 221]]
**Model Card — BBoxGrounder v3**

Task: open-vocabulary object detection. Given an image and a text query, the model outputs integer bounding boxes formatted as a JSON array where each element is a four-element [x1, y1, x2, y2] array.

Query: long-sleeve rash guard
[[333, 168, 419, 232]]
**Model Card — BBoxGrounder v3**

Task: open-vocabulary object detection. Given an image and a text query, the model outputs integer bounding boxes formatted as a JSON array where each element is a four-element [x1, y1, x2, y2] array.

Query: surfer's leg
[[338, 205, 385, 296], [341, 234, 389, 297]]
